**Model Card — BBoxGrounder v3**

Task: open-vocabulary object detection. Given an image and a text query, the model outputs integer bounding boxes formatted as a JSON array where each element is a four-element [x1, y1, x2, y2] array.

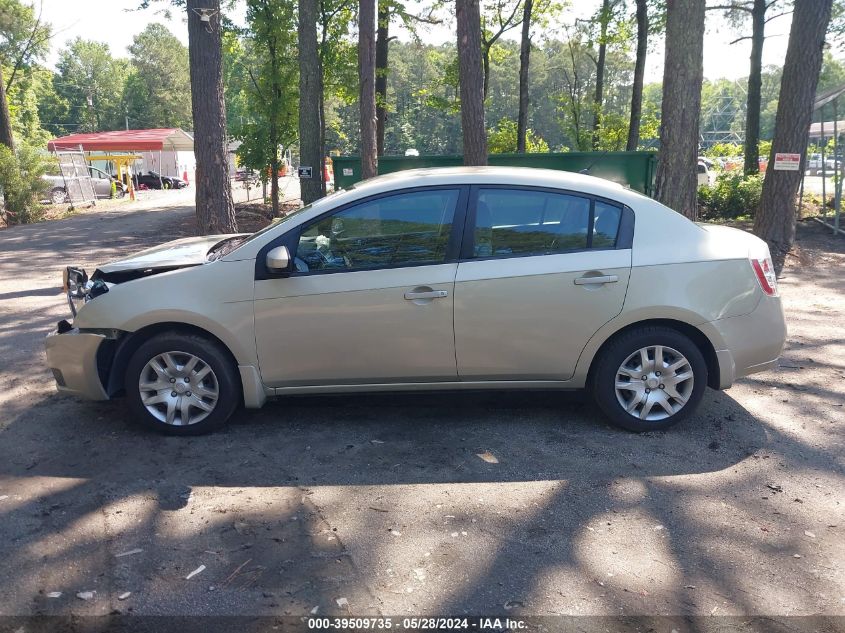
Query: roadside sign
[[773, 153, 801, 171], [297, 166, 313, 178]]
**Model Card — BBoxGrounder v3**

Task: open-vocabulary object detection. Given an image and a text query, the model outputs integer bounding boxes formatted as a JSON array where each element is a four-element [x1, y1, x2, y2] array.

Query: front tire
[[590, 326, 707, 432], [125, 332, 240, 435]]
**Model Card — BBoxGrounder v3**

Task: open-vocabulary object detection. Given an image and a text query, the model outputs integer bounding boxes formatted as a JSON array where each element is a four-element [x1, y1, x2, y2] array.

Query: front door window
[[294, 189, 460, 273]]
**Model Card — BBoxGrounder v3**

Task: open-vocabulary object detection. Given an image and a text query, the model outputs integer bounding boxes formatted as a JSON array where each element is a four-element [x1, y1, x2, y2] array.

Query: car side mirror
[[266, 245, 291, 272]]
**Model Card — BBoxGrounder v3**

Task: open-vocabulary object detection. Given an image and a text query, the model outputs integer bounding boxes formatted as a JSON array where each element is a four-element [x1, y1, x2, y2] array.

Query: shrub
[[698, 172, 764, 220], [488, 119, 550, 154], [0, 143, 52, 224], [703, 142, 742, 159]]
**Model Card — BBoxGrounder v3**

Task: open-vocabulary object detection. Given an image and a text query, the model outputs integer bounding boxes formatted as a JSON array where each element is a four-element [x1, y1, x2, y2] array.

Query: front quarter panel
[[73, 259, 258, 367]]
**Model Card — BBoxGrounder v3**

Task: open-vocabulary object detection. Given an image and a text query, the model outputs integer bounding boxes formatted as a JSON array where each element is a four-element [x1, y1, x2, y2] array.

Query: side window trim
[[459, 184, 632, 262], [255, 185, 469, 280]]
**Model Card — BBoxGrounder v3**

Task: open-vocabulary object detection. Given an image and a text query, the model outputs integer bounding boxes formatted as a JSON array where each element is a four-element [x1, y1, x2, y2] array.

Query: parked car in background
[[129, 171, 188, 190], [46, 167, 786, 436], [42, 166, 126, 204], [806, 153, 842, 175], [697, 160, 713, 187]]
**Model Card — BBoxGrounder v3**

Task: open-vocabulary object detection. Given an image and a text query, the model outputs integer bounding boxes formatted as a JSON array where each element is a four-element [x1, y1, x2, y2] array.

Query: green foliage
[[634, 82, 662, 149], [698, 172, 763, 220], [124, 24, 192, 129], [0, 142, 51, 224], [0, 0, 54, 146], [487, 118, 549, 153], [593, 110, 629, 151], [230, 0, 299, 176], [53, 38, 129, 132], [703, 142, 742, 158], [318, 0, 358, 103], [0, 0, 51, 66], [6, 63, 52, 146]]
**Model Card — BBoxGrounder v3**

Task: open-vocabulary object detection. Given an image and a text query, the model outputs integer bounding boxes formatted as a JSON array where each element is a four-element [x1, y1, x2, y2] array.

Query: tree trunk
[[626, 0, 648, 151], [754, 0, 833, 272], [591, 0, 610, 150], [269, 22, 280, 218], [359, 0, 378, 179], [482, 45, 491, 101], [299, 0, 324, 205], [270, 119, 280, 217], [743, 0, 766, 175], [0, 65, 15, 151], [457, 0, 488, 166], [654, 0, 705, 220], [375, 1, 389, 156], [186, 0, 236, 234], [317, 52, 327, 198], [516, 0, 533, 153]]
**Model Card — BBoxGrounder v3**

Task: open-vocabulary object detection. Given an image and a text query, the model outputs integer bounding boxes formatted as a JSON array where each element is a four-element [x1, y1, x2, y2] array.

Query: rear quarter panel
[[569, 198, 762, 386]]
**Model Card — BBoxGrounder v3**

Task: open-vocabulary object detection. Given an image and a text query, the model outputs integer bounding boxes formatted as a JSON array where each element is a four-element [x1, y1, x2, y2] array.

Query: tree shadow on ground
[[2, 383, 840, 628]]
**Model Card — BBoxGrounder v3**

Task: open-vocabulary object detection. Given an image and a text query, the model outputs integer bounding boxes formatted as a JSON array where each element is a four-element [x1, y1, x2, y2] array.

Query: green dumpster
[[332, 151, 657, 196]]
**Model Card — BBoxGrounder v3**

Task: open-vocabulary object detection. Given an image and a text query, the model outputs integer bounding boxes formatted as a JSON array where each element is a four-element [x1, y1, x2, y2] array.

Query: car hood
[[94, 234, 247, 281]]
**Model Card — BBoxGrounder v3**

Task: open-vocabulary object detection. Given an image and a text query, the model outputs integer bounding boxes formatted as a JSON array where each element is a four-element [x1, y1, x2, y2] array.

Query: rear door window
[[472, 188, 623, 258]]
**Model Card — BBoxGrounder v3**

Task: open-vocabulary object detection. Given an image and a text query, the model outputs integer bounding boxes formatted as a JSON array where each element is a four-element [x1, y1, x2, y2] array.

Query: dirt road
[[0, 207, 842, 630]]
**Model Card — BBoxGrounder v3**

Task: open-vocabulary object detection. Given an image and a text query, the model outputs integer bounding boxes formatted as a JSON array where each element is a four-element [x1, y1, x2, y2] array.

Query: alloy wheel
[[138, 351, 219, 426], [614, 345, 694, 421]]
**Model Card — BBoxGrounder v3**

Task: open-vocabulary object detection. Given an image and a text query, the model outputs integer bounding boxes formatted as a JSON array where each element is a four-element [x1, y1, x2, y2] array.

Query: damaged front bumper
[[45, 326, 114, 400]]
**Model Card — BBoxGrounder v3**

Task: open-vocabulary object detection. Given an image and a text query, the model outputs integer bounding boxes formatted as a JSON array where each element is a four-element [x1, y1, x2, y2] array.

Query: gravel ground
[[0, 206, 842, 631]]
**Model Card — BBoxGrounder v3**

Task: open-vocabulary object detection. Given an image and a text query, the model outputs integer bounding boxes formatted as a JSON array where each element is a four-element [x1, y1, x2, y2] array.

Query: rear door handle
[[574, 275, 619, 286], [404, 290, 449, 300]]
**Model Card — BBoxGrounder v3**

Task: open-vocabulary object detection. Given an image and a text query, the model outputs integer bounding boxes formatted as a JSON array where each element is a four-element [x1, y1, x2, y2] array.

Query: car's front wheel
[[125, 332, 240, 435], [50, 187, 68, 205], [590, 326, 707, 432]]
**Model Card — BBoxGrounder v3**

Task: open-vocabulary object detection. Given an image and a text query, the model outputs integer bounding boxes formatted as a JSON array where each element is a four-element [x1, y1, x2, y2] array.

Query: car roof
[[347, 166, 646, 205]]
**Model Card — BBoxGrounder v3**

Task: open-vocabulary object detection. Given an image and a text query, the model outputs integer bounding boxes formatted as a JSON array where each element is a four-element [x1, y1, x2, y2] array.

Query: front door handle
[[574, 274, 619, 286], [404, 289, 449, 300]]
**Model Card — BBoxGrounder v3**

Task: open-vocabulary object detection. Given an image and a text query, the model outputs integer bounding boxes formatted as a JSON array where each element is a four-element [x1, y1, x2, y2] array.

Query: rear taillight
[[750, 256, 778, 296]]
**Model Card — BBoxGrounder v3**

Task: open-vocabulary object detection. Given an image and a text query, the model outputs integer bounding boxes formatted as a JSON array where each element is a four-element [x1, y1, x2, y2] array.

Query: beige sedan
[[46, 167, 786, 435]]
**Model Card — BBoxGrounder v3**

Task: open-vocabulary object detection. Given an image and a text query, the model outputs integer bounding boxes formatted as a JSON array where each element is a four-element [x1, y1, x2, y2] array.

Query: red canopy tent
[[47, 128, 194, 152]]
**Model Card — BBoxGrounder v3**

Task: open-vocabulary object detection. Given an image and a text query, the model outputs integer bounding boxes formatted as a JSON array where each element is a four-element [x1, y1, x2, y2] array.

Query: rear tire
[[590, 326, 707, 432], [50, 188, 68, 204], [125, 332, 240, 436]]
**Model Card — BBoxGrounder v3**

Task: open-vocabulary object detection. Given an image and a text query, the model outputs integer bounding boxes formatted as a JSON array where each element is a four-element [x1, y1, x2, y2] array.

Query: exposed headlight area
[[62, 266, 110, 318], [63, 266, 88, 317]]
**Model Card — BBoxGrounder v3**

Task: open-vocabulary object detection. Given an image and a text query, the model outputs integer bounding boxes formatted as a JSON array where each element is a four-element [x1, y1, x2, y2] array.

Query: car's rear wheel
[[590, 326, 707, 432], [50, 187, 68, 204], [125, 332, 240, 435]]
